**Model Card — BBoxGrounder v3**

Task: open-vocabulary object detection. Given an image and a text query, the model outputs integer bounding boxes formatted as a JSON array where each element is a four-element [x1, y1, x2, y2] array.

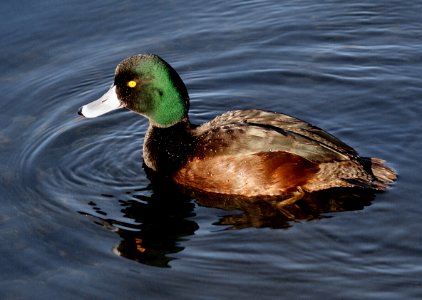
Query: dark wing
[[193, 109, 358, 163]]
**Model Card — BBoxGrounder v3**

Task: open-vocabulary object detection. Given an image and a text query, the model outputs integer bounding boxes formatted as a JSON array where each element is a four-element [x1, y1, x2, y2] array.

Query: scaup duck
[[78, 54, 396, 205]]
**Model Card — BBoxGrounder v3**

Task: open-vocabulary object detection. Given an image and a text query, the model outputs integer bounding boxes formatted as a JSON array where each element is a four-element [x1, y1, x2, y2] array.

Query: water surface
[[1, 0, 421, 299]]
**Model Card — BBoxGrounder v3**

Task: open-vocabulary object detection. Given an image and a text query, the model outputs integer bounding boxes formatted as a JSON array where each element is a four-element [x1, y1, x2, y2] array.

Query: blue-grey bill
[[79, 85, 122, 118]]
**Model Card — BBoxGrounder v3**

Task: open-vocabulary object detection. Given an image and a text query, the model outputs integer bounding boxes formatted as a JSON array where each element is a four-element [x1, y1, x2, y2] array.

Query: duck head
[[79, 54, 190, 127]]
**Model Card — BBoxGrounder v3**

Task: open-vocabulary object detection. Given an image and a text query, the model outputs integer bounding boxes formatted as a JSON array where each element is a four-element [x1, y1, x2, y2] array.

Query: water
[[1, 0, 421, 298]]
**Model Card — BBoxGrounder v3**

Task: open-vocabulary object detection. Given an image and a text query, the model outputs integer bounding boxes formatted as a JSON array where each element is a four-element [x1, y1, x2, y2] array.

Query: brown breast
[[173, 151, 319, 197]]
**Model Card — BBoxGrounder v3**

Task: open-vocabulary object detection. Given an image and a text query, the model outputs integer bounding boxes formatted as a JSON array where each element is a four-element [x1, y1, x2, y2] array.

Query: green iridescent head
[[79, 54, 190, 127]]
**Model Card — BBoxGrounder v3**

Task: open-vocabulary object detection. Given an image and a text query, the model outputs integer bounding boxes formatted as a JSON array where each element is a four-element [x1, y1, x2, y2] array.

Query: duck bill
[[78, 85, 123, 118]]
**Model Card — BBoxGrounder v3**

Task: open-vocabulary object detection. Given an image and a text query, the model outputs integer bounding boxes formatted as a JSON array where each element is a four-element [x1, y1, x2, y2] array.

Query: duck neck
[[143, 119, 194, 174]]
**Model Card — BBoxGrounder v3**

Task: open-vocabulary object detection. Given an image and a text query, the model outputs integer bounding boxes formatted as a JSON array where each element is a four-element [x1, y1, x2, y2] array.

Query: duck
[[78, 53, 396, 205]]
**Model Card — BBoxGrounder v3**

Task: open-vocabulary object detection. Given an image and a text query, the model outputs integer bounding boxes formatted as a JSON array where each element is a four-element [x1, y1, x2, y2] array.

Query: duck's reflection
[[112, 189, 197, 268], [80, 183, 197, 268], [81, 172, 376, 267], [194, 187, 374, 230]]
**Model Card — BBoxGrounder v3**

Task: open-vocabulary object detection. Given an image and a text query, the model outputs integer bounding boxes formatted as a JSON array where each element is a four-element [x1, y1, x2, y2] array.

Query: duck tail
[[369, 157, 397, 190]]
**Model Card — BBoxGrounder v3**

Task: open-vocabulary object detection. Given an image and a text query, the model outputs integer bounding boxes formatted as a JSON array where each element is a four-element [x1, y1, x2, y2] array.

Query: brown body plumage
[[144, 109, 396, 199]]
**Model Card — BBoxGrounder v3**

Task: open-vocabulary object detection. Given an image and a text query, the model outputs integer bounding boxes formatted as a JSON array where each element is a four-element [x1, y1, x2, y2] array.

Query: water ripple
[[18, 110, 149, 210]]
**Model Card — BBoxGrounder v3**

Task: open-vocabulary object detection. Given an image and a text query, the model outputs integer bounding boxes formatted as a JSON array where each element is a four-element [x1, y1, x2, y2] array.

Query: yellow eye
[[127, 80, 137, 88]]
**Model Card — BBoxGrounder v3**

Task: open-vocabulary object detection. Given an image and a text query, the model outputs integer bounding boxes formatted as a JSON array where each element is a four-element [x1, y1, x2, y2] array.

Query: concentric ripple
[[19, 108, 151, 210]]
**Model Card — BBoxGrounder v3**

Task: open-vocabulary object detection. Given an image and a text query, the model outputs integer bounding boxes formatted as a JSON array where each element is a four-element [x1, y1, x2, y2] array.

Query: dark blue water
[[1, 0, 421, 299]]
